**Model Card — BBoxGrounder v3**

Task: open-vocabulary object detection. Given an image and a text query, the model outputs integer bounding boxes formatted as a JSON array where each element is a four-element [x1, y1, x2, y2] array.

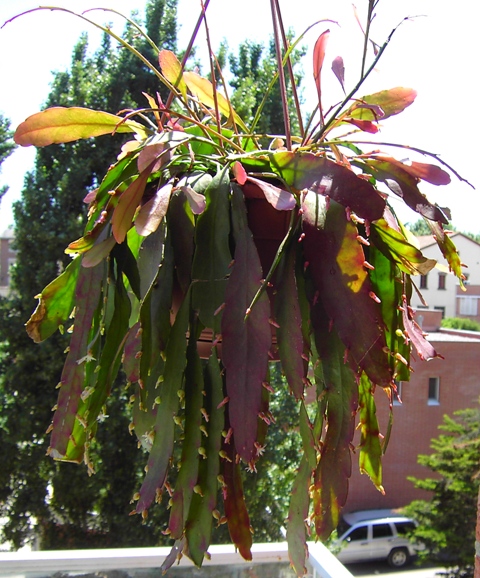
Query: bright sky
[[0, 0, 479, 235]]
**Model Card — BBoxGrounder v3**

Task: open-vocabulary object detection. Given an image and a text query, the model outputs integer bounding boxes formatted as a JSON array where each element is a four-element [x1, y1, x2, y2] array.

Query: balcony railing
[[0, 541, 354, 578]]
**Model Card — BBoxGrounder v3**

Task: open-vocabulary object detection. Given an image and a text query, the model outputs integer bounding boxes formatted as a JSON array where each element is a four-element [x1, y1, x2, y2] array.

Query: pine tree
[[0, 0, 178, 549], [0, 6, 307, 549], [0, 115, 16, 201], [406, 407, 480, 578]]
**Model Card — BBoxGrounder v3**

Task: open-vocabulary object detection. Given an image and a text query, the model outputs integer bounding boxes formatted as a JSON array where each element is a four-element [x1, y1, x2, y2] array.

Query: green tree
[[227, 36, 305, 139], [0, 4, 305, 550], [0, 0, 178, 550], [406, 407, 480, 578], [0, 114, 16, 202]]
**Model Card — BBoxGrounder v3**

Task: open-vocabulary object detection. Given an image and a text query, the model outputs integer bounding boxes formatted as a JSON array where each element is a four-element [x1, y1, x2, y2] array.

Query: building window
[[420, 275, 428, 289], [459, 296, 478, 317], [438, 273, 446, 290], [393, 380, 403, 405], [428, 377, 440, 405], [434, 306, 445, 318]]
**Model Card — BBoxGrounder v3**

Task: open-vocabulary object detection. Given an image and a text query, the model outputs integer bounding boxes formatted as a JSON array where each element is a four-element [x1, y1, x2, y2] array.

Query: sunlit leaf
[[358, 373, 384, 492], [347, 87, 417, 121], [370, 219, 437, 275], [26, 256, 81, 343], [135, 182, 173, 236], [313, 30, 330, 109], [243, 176, 296, 211], [270, 151, 385, 222], [232, 160, 247, 185], [372, 155, 450, 186], [365, 158, 449, 223], [184, 71, 246, 130], [428, 223, 466, 288], [112, 164, 154, 243], [137, 143, 171, 174], [82, 236, 116, 268], [14, 107, 147, 147], [181, 185, 206, 214], [331, 55, 345, 93], [368, 244, 411, 382], [345, 118, 379, 133], [302, 194, 392, 387], [401, 293, 442, 361], [158, 49, 188, 100]]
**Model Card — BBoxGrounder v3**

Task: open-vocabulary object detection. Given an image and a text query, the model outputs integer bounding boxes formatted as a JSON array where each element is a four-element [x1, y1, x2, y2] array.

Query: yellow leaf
[[14, 107, 148, 147], [183, 72, 246, 130], [158, 50, 187, 101]]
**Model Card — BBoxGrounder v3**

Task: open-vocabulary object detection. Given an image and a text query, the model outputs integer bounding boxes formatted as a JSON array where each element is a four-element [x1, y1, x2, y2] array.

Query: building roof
[[1, 228, 14, 239], [417, 231, 480, 250], [427, 330, 480, 343]]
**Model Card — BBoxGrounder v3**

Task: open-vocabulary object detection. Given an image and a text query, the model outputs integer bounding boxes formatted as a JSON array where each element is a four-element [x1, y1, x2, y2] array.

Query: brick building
[[0, 228, 16, 297], [345, 309, 480, 513]]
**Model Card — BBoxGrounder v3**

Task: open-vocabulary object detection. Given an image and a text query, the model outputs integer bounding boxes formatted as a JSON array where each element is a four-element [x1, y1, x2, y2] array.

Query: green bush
[[441, 317, 480, 331]]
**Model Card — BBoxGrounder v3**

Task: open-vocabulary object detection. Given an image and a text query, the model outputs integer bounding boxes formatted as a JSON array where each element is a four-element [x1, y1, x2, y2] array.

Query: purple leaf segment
[[302, 193, 392, 387], [49, 262, 104, 459], [221, 184, 271, 463], [270, 151, 385, 222], [331, 56, 345, 93]]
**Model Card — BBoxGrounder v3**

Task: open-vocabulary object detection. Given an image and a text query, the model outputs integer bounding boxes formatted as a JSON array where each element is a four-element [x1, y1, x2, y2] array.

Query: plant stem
[[270, 0, 292, 150], [273, 0, 304, 139], [312, 20, 402, 143], [200, 1, 223, 146]]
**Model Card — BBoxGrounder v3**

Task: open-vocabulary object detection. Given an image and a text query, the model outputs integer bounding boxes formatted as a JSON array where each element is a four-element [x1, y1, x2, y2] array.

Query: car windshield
[[337, 519, 351, 537]]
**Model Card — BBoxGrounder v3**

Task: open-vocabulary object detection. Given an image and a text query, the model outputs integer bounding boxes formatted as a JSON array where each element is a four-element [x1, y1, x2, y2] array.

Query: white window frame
[[458, 296, 479, 317]]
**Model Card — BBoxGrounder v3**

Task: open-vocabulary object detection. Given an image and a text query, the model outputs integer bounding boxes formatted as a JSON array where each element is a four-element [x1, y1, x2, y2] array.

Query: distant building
[[412, 232, 480, 322], [346, 309, 480, 513], [0, 228, 16, 296]]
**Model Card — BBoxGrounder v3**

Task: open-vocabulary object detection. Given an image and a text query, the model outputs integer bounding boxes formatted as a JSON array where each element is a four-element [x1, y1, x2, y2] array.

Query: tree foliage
[[0, 4, 306, 550], [0, 114, 16, 202], [227, 37, 305, 139], [406, 407, 480, 578], [0, 0, 178, 549]]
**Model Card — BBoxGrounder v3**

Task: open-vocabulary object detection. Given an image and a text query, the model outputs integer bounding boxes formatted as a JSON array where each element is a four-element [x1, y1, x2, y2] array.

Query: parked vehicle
[[334, 510, 422, 568]]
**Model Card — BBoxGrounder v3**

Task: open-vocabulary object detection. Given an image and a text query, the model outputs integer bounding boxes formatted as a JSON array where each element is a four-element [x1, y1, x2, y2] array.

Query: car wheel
[[387, 547, 410, 568]]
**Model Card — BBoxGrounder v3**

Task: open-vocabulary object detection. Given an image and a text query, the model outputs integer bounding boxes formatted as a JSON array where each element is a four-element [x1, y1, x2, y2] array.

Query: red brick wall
[[345, 337, 480, 513]]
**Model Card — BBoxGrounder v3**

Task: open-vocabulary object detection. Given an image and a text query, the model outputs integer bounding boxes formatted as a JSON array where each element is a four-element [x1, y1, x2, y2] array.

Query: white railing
[[0, 541, 354, 578]]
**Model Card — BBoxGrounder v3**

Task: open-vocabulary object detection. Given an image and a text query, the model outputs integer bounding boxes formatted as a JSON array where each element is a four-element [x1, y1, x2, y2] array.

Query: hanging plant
[[11, 1, 470, 575]]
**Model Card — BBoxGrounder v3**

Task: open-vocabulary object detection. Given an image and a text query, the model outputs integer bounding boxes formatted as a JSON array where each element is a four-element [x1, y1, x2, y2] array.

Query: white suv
[[334, 510, 421, 568]]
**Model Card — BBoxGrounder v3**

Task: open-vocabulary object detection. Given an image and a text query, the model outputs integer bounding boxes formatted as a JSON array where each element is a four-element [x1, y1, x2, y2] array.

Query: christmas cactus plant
[[12, 1, 468, 574]]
